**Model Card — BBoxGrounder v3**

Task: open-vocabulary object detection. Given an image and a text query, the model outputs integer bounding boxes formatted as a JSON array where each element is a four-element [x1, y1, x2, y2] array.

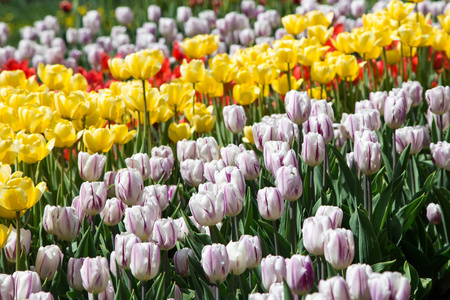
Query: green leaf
[[74, 226, 95, 258], [349, 208, 381, 265], [371, 260, 396, 273], [395, 194, 427, 233], [283, 279, 294, 300], [403, 261, 419, 298], [430, 245, 450, 271]]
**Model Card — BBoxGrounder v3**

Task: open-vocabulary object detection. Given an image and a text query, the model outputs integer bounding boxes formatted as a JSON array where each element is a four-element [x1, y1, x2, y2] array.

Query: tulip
[[0, 224, 11, 250], [0, 274, 14, 300], [201, 243, 230, 284], [303, 114, 334, 144], [115, 232, 141, 270], [142, 185, 172, 211], [257, 187, 285, 221], [124, 205, 159, 241], [197, 137, 220, 162], [302, 216, 333, 256], [4, 228, 31, 263], [368, 272, 411, 300], [13, 271, 42, 300], [426, 203, 442, 224], [235, 150, 260, 181], [215, 166, 246, 198], [147, 5, 161, 22], [111, 124, 136, 145], [315, 206, 343, 229], [261, 255, 286, 291], [103, 171, 117, 198], [18, 105, 52, 134], [355, 100, 375, 113], [395, 126, 425, 155], [79, 182, 107, 216], [282, 14, 306, 35], [0, 138, 19, 165], [335, 55, 362, 81], [346, 264, 373, 300], [285, 255, 314, 295], [177, 139, 197, 162], [88, 281, 114, 300], [318, 276, 351, 300], [430, 141, 450, 171], [44, 119, 77, 148], [324, 229, 355, 270], [220, 144, 243, 167], [354, 140, 382, 176], [181, 59, 205, 84], [238, 235, 262, 270], [180, 159, 205, 187], [354, 129, 379, 144], [152, 218, 178, 250], [218, 183, 243, 217], [149, 156, 172, 182], [81, 257, 110, 295], [82, 127, 115, 154], [233, 84, 260, 106], [16, 132, 54, 164], [125, 50, 161, 80], [402, 81, 423, 108], [67, 258, 84, 291], [37, 63, 72, 90], [43, 205, 80, 241], [115, 6, 133, 25], [189, 191, 225, 226], [226, 241, 248, 275], [78, 152, 106, 182], [115, 168, 144, 206], [275, 165, 302, 201], [204, 160, 226, 183], [223, 105, 247, 134], [108, 58, 131, 80], [100, 198, 126, 226], [302, 132, 326, 167], [174, 248, 195, 277], [35, 245, 64, 280], [384, 95, 407, 130]]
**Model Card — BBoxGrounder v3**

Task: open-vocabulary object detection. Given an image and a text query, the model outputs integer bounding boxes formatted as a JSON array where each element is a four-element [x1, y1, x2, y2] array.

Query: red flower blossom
[[3, 59, 35, 78], [59, 0, 72, 12]]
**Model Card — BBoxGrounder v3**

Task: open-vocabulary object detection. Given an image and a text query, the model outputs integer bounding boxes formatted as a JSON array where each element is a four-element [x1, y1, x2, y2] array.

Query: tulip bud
[[257, 187, 285, 221], [275, 165, 302, 201], [235, 150, 260, 180], [239, 235, 262, 269], [252, 123, 287, 151], [174, 248, 195, 277], [181, 159, 205, 187], [241, 0, 257, 18], [324, 229, 355, 270], [125, 153, 151, 180], [100, 198, 126, 226], [355, 100, 375, 113], [88, 281, 114, 300], [315, 206, 343, 229], [303, 114, 334, 144], [152, 145, 175, 165], [152, 218, 178, 250], [220, 144, 244, 167], [318, 276, 351, 300], [351, 0, 366, 17], [264, 141, 290, 171], [346, 264, 373, 300], [218, 183, 243, 217], [226, 241, 248, 275], [5, 228, 32, 263], [266, 147, 298, 176], [197, 137, 220, 162], [78, 152, 106, 182], [189, 191, 225, 226], [402, 81, 423, 108], [354, 128, 379, 144], [204, 160, 226, 183], [80, 181, 107, 215], [142, 185, 171, 211], [215, 166, 246, 197], [13, 271, 42, 300], [124, 203, 159, 240], [44, 206, 80, 241], [223, 105, 247, 133], [425, 86, 450, 115], [249, 293, 270, 300], [368, 272, 411, 300], [285, 90, 311, 125], [201, 243, 230, 284], [71, 196, 91, 223], [35, 245, 64, 280], [285, 255, 314, 295], [81, 257, 110, 294], [147, 5, 161, 22], [395, 126, 424, 155], [149, 156, 172, 182], [67, 258, 84, 291], [131, 243, 161, 283], [302, 132, 326, 167], [239, 28, 255, 46], [103, 171, 117, 198], [177, 6, 192, 23], [115, 168, 144, 206], [177, 139, 197, 162], [174, 217, 190, 242], [384, 95, 407, 129], [115, 6, 133, 25], [430, 141, 450, 170], [261, 255, 286, 291], [369, 91, 387, 116], [311, 99, 334, 122], [426, 203, 442, 224], [115, 232, 141, 270], [354, 140, 382, 175], [0, 274, 13, 300], [302, 216, 333, 256]]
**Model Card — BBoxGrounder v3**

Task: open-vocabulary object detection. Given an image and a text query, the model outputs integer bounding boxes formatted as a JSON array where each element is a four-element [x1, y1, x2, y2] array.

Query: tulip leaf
[[433, 188, 450, 243], [153, 273, 167, 300], [238, 272, 251, 299], [225, 274, 235, 299], [66, 291, 79, 300], [257, 220, 291, 258], [371, 260, 396, 273], [349, 207, 381, 265], [283, 278, 295, 300], [394, 193, 427, 233], [404, 261, 419, 298], [400, 241, 433, 278], [74, 225, 95, 258]]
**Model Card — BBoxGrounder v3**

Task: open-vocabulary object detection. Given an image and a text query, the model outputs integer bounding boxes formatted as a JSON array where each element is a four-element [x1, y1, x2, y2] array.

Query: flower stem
[[392, 129, 397, 169], [141, 281, 146, 300], [141, 79, 149, 153], [289, 201, 296, 255], [272, 221, 279, 255], [232, 216, 239, 241], [16, 211, 21, 272], [310, 167, 315, 216], [286, 64, 292, 92], [216, 284, 220, 300]]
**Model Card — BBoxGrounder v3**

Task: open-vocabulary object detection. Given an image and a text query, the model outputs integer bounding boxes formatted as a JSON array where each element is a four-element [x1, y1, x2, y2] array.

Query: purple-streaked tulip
[[334, 128, 348, 149], [189, 191, 225, 226], [305, 293, 329, 300], [141, 185, 171, 211], [395, 126, 425, 155], [355, 100, 375, 113], [71, 196, 91, 223], [269, 282, 284, 297], [0, 274, 14, 300], [199, 182, 219, 194], [199, 10, 216, 27], [35, 245, 63, 280], [82, 11, 101, 35], [315, 206, 343, 229], [249, 293, 270, 300], [100, 198, 126, 226], [221, 144, 244, 167], [285, 255, 314, 295], [275, 165, 303, 201], [303, 114, 334, 144], [29, 292, 53, 300], [218, 183, 243, 217], [239, 235, 262, 269], [346, 264, 373, 300], [370, 91, 388, 116], [215, 166, 246, 197], [130, 242, 160, 281], [302, 216, 332, 255], [43, 205, 80, 241], [235, 150, 260, 180], [88, 281, 114, 300], [239, 28, 255, 46], [368, 272, 411, 300], [197, 137, 220, 162], [204, 160, 226, 183], [115, 6, 134, 25], [152, 218, 178, 250], [384, 95, 407, 129], [152, 145, 175, 167], [147, 5, 161, 22], [103, 171, 117, 198], [252, 123, 286, 151], [177, 6, 192, 23], [264, 141, 290, 171], [351, 0, 366, 17], [425, 86, 450, 115], [302, 132, 326, 167], [257, 187, 285, 221], [324, 229, 355, 270], [261, 255, 286, 291], [402, 81, 423, 108], [311, 99, 334, 122], [427, 109, 450, 131], [226, 241, 248, 275], [427, 203, 442, 224], [159, 18, 177, 38], [78, 152, 106, 182], [201, 244, 230, 284], [80, 257, 110, 294], [174, 248, 195, 277], [174, 217, 190, 242], [125, 153, 151, 180], [5, 228, 32, 263], [115, 232, 141, 270], [115, 168, 144, 206], [241, 0, 257, 18], [354, 141, 382, 175], [177, 139, 197, 162], [123, 205, 159, 241], [354, 129, 378, 144], [430, 141, 450, 170], [149, 156, 172, 182], [181, 159, 205, 187], [254, 20, 272, 37], [67, 258, 84, 291], [285, 90, 311, 125], [266, 147, 298, 176], [318, 276, 351, 300], [80, 181, 107, 215], [13, 271, 41, 300]]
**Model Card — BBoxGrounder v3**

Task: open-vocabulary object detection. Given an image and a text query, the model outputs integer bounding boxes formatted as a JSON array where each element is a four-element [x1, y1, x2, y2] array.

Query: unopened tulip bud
[[177, 6, 192, 23], [103, 171, 117, 198], [285, 255, 314, 295], [430, 141, 450, 170], [402, 81, 423, 108], [241, 0, 257, 18], [125, 153, 151, 180], [181, 159, 205, 187], [29, 291, 54, 300], [239, 235, 262, 269], [275, 165, 302, 201], [302, 216, 333, 256], [197, 137, 220, 162], [218, 183, 243, 217], [67, 258, 84, 291], [13, 271, 41, 300], [215, 166, 246, 197], [311, 99, 334, 122], [78, 152, 106, 182], [89, 281, 114, 300], [351, 0, 366, 17], [220, 144, 244, 167], [346, 264, 373, 300], [264, 141, 290, 171], [177, 139, 197, 162], [303, 114, 334, 144], [152, 145, 175, 166], [124, 204, 159, 241], [115, 232, 141, 270], [425, 86, 450, 115], [315, 206, 343, 229], [261, 255, 286, 291], [395, 126, 424, 155], [257, 187, 285, 221], [324, 229, 355, 270], [354, 129, 378, 144], [152, 218, 178, 250], [35, 245, 63, 280], [235, 150, 260, 180], [43, 206, 80, 241], [369, 91, 387, 116], [354, 141, 382, 175], [426, 203, 442, 224], [142, 185, 171, 211], [189, 191, 225, 226], [201, 243, 230, 284], [5, 228, 32, 263], [355, 100, 375, 113], [369, 272, 411, 300], [302, 132, 326, 167], [80, 181, 107, 215], [384, 95, 407, 129], [174, 248, 195, 277], [129, 242, 160, 281], [147, 5, 161, 22], [81, 257, 110, 295], [267, 148, 298, 176], [149, 156, 172, 182], [0, 274, 14, 300], [115, 168, 144, 206], [100, 198, 126, 226], [319, 276, 351, 300], [223, 105, 247, 133], [226, 241, 248, 275], [285, 90, 311, 125], [204, 160, 226, 183]]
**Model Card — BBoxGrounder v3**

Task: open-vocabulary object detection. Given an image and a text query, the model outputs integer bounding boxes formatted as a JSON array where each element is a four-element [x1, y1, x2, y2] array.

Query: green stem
[[272, 221, 279, 255], [16, 211, 21, 271], [141, 79, 149, 153], [286, 63, 292, 92]]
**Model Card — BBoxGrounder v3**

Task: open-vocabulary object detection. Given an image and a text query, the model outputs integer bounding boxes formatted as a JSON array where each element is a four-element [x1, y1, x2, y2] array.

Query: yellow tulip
[[180, 59, 205, 84], [364, 47, 382, 60], [37, 63, 72, 90], [0, 163, 14, 184], [305, 10, 334, 27], [83, 127, 115, 153], [234, 68, 253, 85], [98, 93, 125, 121], [44, 119, 78, 148], [0, 70, 27, 88], [63, 73, 88, 93], [111, 124, 136, 145], [374, 29, 393, 48], [184, 103, 213, 122], [31, 91, 55, 109], [124, 81, 161, 113], [311, 62, 336, 85], [298, 45, 329, 66], [0, 139, 19, 165], [160, 82, 194, 113], [308, 87, 327, 100], [386, 0, 415, 22], [125, 50, 162, 80], [395, 23, 423, 48], [109, 81, 125, 96], [195, 70, 223, 97], [352, 30, 377, 55], [72, 109, 107, 131], [432, 29, 449, 52], [181, 34, 219, 59], [0, 176, 46, 212], [242, 126, 254, 144], [334, 55, 363, 81], [331, 32, 354, 54], [209, 54, 238, 83], [254, 63, 280, 85], [16, 132, 55, 164], [6, 93, 34, 115], [24, 75, 42, 92], [271, 74, 303, 96], [307, 25, 334, 45], [192, 113, 216, 133], [281, 14, 306, 35], [401, 44, 416, 58], [154, 102, 175, 124], [108, 57, 132, 80], [438, 14, 450, 35], [18, 105, 53, 134], [142, 48, 165, 64], [54, 91, 90, 120], [168, 122, 191, 143], [0, 124, 14, 140], [270, 47, 298, 72], [385, 49, 401, 65], [0, 224, 11, 249], [233, 84, 260, 106]]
